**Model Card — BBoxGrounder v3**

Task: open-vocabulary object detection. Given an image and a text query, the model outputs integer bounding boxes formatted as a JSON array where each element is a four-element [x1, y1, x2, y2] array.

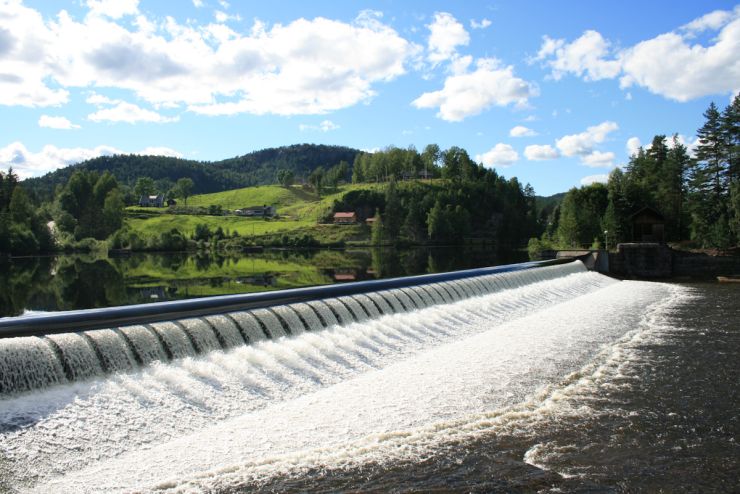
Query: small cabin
[[138, 194, 164, 207], [365, 217, 377, 226], [630, 206, 665, 242], [333, 212, 357, 224], [418, 169, 434, 180]]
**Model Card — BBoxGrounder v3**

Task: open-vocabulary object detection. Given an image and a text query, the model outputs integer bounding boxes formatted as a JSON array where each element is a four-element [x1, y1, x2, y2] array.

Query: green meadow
[[126, 183, 382, 244]]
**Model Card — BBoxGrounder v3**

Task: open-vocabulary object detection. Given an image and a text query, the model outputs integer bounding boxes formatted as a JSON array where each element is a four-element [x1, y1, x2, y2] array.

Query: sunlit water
[[0, 268, 737, 493]]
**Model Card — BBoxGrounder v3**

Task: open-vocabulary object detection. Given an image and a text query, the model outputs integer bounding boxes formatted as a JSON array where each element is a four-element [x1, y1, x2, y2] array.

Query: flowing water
[[0, 264, 737, 493]]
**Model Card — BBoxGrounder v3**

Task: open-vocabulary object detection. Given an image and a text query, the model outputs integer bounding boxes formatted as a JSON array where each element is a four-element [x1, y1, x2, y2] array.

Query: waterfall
[[2, 260, 683, 494], [0, 262, 589, 397]]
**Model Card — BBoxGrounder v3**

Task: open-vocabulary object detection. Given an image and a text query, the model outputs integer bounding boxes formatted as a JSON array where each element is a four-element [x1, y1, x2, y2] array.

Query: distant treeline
[[22, 144, 361, 202], [532, 94, 739, 253]]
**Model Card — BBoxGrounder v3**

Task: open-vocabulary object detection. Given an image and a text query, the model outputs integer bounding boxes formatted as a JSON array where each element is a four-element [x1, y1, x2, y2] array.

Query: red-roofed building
[[333, 212, 357, 224]]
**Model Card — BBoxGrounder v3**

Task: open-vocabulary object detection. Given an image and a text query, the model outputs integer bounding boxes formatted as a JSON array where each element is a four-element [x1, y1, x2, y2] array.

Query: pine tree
[[690, 102, 730, 246]]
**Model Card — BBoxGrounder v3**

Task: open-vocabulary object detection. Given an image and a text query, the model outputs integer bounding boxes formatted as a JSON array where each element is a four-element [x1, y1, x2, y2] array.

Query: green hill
[[22, 144, 360, 201]]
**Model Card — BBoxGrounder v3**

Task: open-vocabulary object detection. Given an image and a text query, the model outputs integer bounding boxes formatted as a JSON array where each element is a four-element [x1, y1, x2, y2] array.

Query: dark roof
[[629, 206, 664, 221]]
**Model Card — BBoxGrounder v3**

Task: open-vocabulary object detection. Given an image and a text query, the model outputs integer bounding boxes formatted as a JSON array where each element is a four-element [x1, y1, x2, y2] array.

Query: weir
[[0, 259, 583, 396]]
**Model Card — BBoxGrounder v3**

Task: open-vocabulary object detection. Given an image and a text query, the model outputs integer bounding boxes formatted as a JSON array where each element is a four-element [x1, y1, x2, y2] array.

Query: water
[[0, 268, 737, 492], [0, 247, 527, 317]]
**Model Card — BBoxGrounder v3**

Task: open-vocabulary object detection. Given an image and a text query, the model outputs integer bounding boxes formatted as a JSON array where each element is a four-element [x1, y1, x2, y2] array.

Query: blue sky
[[0, 0, 738, 195]]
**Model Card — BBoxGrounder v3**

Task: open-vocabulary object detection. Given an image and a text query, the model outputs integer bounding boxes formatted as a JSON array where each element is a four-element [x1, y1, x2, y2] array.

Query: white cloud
[[581, 150, 615, 167], [412, 58, 537, 121], [0, 4, 419, 116], [470, 18, 491, 30], [214, 10, 240, 23], [535, 30, 621, 81], [88, 101, 178, 124], [85, 0, 139, 19], [475, 143, 519, 168], [0, 1, 69, 107], [580, 173, 610, 186], [524, 144, 559, 161], [555, 121, 619, 157], [509, 125, 537, 137], [138, 146, 183, 157], [38, 115, 80, 130], [626, 136, 641, 156], [681, 8, 736, 34], [298, 119, 340, 132], [192, 0, 204, 7], [0, 141, 122, 178], [534, 7, 740, 101], [0, 141, 182, 178], [427, 12, 469, 65]]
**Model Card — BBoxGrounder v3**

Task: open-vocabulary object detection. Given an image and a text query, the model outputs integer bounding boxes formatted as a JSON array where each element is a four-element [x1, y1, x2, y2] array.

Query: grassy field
[[187, 183, 385, 219], [126, 214, 313, 237], [126, 183, 384, 244]]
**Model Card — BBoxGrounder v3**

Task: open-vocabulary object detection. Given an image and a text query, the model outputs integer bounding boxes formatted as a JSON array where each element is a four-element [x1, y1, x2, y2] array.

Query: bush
[[8, 224, 39, 254]]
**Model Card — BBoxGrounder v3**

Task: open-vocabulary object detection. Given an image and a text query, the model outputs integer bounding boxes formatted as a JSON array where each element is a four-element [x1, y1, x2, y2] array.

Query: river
[[0, 247, 527, 318], [0, 267, 737, 492]]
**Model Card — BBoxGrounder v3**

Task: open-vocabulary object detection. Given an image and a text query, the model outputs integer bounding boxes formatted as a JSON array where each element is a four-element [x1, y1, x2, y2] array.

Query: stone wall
[[609, 243, 672, 278]]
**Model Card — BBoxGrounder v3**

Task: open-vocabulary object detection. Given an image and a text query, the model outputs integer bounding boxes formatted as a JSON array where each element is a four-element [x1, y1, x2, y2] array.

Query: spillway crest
[[0, 262, 584, 396]]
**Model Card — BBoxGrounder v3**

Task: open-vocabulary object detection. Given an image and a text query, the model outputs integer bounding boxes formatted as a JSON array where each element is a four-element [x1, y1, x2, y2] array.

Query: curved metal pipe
[[0, 258, 575, 338]]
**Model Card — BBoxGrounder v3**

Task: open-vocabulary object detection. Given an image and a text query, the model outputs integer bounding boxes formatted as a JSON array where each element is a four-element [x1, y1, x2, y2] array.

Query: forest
[[22, 144, 361, 202], [530, 95, 739, 254]]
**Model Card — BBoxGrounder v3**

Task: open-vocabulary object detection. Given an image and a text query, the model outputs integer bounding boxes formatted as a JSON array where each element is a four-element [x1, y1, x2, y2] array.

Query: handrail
[[0, 258, 575, 338]]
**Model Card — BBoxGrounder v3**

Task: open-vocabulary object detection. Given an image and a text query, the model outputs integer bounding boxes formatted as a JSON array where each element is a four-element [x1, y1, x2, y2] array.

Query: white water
[[0, 265, 686, 493]]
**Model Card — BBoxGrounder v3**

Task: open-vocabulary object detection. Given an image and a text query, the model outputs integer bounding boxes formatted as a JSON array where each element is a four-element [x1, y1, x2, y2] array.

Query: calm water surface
[[0, 247, 526, 318]]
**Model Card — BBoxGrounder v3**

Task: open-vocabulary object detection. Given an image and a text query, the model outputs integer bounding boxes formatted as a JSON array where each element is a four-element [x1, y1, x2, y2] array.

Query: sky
[[0, 0, 738, 195]]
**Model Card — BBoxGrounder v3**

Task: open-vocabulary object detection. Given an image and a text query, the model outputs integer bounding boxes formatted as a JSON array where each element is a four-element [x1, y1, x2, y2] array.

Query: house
[[418, 169, 433, 180], [400, 170, 414, 181], [630, 206, 665, 242], [365, 217, 377, 226], [234, 205, 275, 217], [138, 194, 165, 207], [333, 212, 357, 224], [332, 269, 357, 281]]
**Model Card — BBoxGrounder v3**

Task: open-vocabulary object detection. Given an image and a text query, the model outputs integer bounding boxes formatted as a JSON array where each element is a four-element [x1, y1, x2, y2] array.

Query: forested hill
[[22, 144, 360, 200]]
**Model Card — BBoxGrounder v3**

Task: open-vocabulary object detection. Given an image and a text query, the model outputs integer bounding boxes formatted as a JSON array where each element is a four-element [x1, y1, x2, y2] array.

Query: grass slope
[[126, 183, 382, 244]]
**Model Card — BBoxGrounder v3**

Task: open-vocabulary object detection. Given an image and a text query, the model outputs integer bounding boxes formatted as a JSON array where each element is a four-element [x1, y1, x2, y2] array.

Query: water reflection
[[0, 247, 526, 317]]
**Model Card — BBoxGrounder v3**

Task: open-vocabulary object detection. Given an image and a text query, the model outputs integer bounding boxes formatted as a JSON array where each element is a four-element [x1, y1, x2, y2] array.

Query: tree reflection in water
[[0, 247, 523, 317]]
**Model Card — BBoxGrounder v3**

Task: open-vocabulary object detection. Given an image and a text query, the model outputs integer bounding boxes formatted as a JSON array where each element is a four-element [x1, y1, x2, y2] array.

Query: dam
[[0, 259, 737, 492]]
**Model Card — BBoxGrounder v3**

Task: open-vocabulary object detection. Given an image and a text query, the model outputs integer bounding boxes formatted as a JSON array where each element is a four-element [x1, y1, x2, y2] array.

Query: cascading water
[[0, 261, 702, 493]]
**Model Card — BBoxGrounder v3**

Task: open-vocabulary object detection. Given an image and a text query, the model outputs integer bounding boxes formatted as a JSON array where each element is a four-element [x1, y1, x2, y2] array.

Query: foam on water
[[0, 265, 688, 493]]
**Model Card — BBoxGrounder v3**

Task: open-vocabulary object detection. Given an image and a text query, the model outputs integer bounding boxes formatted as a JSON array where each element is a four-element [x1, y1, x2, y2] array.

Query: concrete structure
[[556, 249, 609, 273]]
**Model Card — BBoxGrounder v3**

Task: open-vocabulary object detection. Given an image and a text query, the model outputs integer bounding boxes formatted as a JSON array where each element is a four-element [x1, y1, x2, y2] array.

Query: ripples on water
[[0, 271, 737, 493]]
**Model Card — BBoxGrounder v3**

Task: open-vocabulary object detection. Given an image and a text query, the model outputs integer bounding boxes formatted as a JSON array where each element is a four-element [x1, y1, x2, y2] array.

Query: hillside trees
[[276, 169, 295, 188], [688, 96, 739, 247], [533, 95, 739, 252], [134, 177, 156, 198], [56, 170, 124, 240], [174, 177, 194, 205], [0, 169, 53, 254]]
